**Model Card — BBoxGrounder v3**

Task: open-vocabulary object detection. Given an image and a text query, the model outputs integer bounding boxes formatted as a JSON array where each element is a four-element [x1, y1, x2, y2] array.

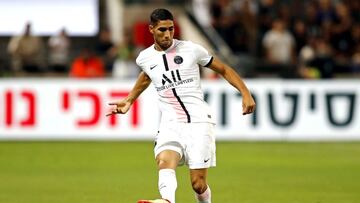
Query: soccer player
[[107, 8, 256, 203]]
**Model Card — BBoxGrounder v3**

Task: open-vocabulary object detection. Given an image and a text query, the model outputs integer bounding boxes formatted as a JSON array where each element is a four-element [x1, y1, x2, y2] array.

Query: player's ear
[[149, 25, 154, 34]]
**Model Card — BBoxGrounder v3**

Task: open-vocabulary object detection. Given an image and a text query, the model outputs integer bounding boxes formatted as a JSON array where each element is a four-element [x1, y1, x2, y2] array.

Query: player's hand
[[106, 100, 132, 116], [242, 95, 256, 115]]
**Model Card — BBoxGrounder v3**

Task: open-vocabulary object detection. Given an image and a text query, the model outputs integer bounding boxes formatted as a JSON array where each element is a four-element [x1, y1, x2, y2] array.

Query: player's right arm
[[106, 71, 151, 116]]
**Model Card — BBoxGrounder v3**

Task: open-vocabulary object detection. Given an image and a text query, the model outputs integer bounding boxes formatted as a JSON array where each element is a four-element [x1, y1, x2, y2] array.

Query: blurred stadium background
[[0, 0, 359, 203]]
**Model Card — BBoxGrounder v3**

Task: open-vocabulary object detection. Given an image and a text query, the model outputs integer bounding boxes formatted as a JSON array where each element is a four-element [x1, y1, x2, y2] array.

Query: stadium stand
[[0, 0, 359, 79]]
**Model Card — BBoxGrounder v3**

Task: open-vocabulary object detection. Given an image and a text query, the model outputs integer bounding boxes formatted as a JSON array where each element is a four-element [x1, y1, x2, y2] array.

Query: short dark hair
[[150, 8, 174, 25]]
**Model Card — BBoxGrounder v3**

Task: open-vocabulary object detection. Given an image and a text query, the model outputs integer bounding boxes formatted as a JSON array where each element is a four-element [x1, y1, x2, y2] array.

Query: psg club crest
[[174, 55, 183, 64]]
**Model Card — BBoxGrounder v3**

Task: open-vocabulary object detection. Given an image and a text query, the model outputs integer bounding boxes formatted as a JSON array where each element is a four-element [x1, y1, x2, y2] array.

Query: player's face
[[150, 20, 174, 51]]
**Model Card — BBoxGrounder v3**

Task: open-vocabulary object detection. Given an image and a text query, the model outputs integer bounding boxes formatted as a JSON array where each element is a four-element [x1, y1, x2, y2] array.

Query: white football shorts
[[154, 122, 216, 169]]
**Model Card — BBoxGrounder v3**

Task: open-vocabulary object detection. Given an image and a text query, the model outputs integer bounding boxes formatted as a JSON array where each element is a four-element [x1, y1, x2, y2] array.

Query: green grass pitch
[[0, 141, 359, 203]]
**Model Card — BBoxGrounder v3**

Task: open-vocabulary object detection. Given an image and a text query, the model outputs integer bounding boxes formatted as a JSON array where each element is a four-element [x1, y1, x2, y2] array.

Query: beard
[[158, 39, 172, 50]]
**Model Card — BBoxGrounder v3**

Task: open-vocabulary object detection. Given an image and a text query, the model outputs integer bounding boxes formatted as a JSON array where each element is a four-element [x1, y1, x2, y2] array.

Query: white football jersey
[[136, 39, 215, 124]]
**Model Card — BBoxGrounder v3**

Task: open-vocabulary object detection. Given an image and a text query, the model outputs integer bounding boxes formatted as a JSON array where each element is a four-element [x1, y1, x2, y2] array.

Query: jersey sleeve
[[193, 43, 213, 67], [135, 52, 145, 71], [135, 54, 142, 67]]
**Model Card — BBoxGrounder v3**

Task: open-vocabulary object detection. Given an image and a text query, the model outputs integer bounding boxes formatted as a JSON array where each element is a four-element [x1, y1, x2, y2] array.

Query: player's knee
[[191, 176, 207, 194], [157, 159, 175, 169], [157, 159, 167, 169]]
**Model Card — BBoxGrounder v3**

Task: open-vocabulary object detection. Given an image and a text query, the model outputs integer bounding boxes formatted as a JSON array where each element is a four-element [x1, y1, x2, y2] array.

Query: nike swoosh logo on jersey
[[150, 64, 158, 70]]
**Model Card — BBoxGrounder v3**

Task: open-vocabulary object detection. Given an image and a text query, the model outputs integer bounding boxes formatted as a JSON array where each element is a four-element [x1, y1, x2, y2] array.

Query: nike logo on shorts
[[204, 158, 210, 163]]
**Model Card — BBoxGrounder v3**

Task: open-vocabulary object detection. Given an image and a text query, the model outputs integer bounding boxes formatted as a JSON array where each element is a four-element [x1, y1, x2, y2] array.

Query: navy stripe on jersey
[[204, 56, 214, 67], [172, 89, 191, 123], [162, 54, 191, 123], [162, 54, 169, 71]]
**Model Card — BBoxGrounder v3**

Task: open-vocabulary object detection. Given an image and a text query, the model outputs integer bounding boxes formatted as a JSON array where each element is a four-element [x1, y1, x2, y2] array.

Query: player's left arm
[[106, 71, 151, 116], [208, 58, 256, 115]]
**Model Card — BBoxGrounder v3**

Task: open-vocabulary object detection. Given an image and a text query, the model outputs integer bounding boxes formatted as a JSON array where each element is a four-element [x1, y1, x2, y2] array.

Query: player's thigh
[[154, 122, 185, 169]]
